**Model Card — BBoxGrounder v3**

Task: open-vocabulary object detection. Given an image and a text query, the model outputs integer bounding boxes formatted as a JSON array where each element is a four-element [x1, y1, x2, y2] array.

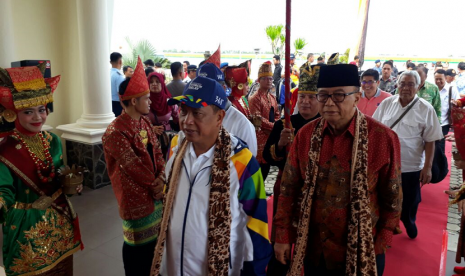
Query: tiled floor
[[0, 164, 461, 275]]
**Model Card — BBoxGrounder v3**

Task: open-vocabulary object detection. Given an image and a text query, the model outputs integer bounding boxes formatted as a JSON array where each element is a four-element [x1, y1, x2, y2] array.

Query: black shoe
[[405, 222, 418, 239]]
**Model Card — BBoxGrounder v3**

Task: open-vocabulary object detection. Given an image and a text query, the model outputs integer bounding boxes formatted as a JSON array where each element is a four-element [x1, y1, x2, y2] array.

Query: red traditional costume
[[102, 57, 165, 276], [225, 66, 251, 118], [0, 63, 83, 276], [102, 56, 165, 221], [249, 62, 280, 167], [274, 62, 402, 275]]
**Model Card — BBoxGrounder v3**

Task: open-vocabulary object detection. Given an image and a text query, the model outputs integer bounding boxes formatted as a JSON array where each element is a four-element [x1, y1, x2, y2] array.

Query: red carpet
[[385, 141, 452, 276], [266, 141, 452, 276]]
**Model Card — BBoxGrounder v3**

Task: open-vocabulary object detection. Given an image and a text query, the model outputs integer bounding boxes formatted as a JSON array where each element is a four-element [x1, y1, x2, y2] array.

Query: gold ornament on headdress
[[1, 109, 16, 123]]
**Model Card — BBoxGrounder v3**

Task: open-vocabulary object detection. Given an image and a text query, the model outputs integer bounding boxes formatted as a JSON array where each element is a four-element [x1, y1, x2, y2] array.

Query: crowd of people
[[1, 48, 465, 276]]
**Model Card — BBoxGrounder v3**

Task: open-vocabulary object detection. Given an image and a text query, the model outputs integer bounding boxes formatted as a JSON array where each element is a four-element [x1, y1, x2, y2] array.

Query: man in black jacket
[[273, 55, 283, 101]]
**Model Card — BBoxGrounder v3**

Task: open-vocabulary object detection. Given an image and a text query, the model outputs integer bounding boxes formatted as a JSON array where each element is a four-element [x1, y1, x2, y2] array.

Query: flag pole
[[284, 0, 292, 134]]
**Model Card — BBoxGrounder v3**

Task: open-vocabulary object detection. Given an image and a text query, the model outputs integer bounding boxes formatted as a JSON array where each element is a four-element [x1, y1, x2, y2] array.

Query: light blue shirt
[[111, 68, 125, 101], [457, 73, 465, 95]]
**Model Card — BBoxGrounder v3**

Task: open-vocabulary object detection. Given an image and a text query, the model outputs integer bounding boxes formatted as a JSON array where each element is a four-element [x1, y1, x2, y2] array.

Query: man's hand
[[420, 166, 432, 186], [278, 128, 293, 148], [455, 160, 465, 170], [152, 178, 164, 200], [445, 133, 455, 142], [153, 126, 164, 136], [274, 243, 291, 265]]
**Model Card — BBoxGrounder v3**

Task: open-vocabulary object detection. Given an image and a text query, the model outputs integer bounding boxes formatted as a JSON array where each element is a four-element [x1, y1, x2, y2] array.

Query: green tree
[[122, 37, 171, 69], [265, 25, 285, 59], [266, 25, 308, 60], [339, 48, 350, 64], [294, 38, 308, 56]]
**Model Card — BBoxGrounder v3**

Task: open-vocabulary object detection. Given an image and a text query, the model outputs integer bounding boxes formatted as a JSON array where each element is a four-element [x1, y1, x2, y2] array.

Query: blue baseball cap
[[168, 76, 227, 110], [220, 62, 229, 69], [196, 63, 225, 82], [290, 54, 296, 59]]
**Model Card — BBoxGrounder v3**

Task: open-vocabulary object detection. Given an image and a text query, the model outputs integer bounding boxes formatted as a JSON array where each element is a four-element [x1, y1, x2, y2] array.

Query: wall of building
[[4, 0, 85, 129]]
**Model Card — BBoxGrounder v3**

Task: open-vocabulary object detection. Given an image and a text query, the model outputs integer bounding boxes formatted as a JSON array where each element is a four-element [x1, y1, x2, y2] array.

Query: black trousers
[[112, 101, 123, 117], [303, 254, 385, 276], [439, 124, 450, 155], [260, 163, 271, 181], [122, 240, 157, 276], [400, 171, 422, 228]]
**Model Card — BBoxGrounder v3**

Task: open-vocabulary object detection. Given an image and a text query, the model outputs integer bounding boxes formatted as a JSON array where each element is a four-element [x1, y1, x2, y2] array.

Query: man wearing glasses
[[373, 71, 443, 240], [274, 62, 402, 276], [357, 69, 392, 117]]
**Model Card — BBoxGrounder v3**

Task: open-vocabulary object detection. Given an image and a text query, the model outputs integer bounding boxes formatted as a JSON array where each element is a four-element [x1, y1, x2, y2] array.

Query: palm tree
[[265, 25, 284, 59], [294, 38, 308, 56], [122, 37, 171, 69]]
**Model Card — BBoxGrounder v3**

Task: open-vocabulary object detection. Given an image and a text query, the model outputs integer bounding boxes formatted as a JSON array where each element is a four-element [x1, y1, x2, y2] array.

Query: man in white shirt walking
[[373, 70, 443, 239], [434, 69, 459, 152]]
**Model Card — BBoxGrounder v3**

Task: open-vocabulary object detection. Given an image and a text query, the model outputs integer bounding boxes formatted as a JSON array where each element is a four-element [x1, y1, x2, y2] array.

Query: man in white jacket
[[170, 63, 257, 157], [151, 76, 271, 276]]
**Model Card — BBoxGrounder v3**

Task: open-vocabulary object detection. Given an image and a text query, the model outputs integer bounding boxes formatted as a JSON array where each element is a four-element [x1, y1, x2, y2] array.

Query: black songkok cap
[[317, 64, 360, 88]]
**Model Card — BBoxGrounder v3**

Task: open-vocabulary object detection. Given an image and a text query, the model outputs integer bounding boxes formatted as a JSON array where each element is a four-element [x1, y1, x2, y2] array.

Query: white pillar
[[0, 0, 16, 67], [57, 0, 115, 144], [76, 0, 115, 128]]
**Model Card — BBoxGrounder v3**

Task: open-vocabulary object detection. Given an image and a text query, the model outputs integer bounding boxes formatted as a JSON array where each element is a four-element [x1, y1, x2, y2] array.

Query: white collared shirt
[[439, 84, 460, 126], [373, 95, 443, 172], [162, 135, 254, 276]]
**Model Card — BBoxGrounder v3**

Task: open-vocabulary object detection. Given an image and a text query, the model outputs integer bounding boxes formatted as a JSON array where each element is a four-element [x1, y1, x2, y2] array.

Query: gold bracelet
[[270, 144, 284, 161]]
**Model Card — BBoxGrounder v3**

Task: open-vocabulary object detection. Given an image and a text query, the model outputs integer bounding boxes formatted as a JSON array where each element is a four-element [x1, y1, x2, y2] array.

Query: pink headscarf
[[147, 72, 172, 116]]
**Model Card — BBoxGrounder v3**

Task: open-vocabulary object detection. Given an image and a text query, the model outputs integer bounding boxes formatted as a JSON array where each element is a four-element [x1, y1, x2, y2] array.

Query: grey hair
[[397, 70, 421, 89]]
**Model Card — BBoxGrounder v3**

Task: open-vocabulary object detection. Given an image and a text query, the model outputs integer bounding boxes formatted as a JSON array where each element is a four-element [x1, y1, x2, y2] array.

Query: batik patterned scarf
[[287, 110, 377, 276], [151, 127, 232, 276]]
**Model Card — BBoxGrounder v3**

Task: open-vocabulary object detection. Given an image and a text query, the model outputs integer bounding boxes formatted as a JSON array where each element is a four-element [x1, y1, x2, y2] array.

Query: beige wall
[[8, 0, 84, 130]]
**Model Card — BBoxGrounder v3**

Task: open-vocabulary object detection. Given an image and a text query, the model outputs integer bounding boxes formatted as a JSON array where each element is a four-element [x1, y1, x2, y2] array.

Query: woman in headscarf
[[147, 72, 179, 157], [147, 72, 179, 131], [0, 64, 83, 276]]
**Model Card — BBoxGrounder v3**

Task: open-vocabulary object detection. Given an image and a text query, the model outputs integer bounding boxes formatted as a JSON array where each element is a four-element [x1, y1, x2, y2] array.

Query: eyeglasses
[[361, 80, 375, 85], [398, 82, 416, 88], [261, 77, 273, 82], [316, 91, 359, 103]]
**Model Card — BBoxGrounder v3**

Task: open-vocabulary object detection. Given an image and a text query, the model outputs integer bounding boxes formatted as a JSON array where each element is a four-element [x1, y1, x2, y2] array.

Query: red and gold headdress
[[204, 45, 221, 68], [0, 62, 60, 126], [258, 61, 273, 79], [119, 56, 149, 101], [225, 67, 248, 97]]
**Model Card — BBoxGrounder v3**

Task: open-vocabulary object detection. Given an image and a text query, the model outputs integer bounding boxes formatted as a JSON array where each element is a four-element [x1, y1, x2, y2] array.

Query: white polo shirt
[[439, 84, 460, 126], [373, 95, 443, 172]]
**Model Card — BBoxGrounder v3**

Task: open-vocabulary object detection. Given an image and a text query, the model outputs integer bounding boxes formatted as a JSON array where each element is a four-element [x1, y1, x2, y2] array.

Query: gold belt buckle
[[31, 196, 53, 210]]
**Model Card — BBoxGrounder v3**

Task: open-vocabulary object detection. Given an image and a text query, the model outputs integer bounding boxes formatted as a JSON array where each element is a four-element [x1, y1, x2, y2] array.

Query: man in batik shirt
[[379, 61, 397, 94], [249, 61, 280, 180], [273, 63, 402, 276], [415, 66, 442, 121], [102, 57, 165, 276]]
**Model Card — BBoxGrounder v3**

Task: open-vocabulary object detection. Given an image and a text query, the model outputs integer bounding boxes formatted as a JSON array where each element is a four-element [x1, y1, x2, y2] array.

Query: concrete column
[[0, 0, 16, 67], [75, 0, 115, 128], [57, 0, 115, 143], [57, 0, 116, 189]]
